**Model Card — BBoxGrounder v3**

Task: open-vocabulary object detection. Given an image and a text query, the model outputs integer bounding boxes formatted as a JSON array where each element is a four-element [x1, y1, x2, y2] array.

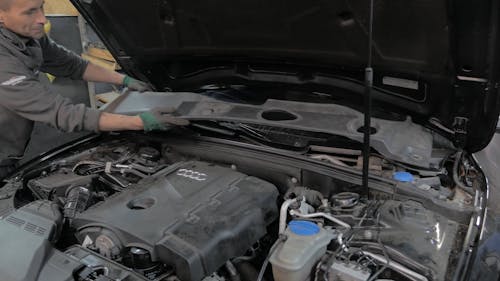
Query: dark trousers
[[0, 159, 18, 181]]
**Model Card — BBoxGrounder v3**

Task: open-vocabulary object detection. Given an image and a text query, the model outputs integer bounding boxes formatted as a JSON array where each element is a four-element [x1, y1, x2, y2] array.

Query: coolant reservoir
[[270, 220, 334, 281]]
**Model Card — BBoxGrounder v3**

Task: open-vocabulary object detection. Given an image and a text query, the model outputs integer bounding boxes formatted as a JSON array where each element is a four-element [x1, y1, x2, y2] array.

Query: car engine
[[74, 160, 278, 281], [0, 135, 482, 281]]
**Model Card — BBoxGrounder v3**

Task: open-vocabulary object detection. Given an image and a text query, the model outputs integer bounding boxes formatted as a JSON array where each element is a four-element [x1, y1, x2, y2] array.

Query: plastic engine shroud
[[73, 161, 279, 281]]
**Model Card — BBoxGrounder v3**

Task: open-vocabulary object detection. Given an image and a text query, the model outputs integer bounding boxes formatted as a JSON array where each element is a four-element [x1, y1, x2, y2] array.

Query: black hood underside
[[70, 0, 500, 152]]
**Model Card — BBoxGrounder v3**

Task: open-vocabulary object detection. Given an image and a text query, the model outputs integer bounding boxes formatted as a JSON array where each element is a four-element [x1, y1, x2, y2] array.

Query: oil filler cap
[[393, 171, 414, 182], [289, 220, 320, 236]]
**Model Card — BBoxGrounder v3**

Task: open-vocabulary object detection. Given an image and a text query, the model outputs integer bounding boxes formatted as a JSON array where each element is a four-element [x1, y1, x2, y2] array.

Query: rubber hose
[[235, 261, 265, 281]]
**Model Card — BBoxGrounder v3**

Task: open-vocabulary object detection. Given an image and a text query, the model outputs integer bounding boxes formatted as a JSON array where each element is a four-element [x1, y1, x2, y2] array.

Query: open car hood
[[70, 0, 500, 152]]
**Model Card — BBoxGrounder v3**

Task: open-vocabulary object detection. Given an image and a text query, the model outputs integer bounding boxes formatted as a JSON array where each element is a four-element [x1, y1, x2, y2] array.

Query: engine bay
[[0, 133, 485, 281]]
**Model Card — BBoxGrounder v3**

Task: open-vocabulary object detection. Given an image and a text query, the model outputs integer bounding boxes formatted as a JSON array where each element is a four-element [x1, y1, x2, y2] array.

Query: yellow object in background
[[44, 20, 51, 35], [81, 53, 118, 71], [46, 73, 56, 83], [44, 0, 79, 16], [44, 20, 54, 82]]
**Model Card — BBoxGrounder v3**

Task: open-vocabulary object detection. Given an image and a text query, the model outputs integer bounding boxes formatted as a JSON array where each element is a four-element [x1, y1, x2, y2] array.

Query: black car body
[[0, 0, 500, 281]]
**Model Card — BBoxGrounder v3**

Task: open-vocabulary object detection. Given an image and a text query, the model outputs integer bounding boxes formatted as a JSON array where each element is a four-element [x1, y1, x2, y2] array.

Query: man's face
[[0, 0, 46, 39]]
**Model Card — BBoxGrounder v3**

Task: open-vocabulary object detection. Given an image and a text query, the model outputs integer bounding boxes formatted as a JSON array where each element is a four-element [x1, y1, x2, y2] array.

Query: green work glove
[[123, 75, 153, 92], [139, 107, 190, 132]]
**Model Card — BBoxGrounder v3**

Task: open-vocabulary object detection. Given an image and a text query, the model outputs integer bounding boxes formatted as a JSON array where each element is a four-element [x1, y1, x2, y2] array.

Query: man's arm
[[99, 109, 190, 132], [82, 62, 153, 91], [1, 48, 183, 134], [40, 36, 152, 90], [40, 35, 125, 84]]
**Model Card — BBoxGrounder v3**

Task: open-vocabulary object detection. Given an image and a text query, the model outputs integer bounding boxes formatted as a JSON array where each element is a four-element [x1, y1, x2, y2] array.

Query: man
[[0, 0, 188, 180]]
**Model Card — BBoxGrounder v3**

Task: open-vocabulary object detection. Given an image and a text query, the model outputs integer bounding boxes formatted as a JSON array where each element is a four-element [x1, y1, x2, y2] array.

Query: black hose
[[235, 261, 262, 281], [368, 265, 387, 281], [256, 235, 287, 281], [225, 261, 241, 281], [349, 241, 431, 277]]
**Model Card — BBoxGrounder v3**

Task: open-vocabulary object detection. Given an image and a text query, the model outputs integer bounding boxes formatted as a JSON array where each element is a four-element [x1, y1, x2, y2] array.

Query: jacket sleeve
[[38, 36, 89, 80], [0, 53, 101, 132]]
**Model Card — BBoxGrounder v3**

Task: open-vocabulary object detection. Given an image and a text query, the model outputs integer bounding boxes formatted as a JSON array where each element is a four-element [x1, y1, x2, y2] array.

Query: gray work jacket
[[0, 27, 101, 160]]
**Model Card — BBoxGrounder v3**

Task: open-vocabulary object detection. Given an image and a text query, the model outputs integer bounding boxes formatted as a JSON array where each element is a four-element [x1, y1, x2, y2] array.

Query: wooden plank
[[44, 0, 79, 16], [87, 47, 116, 62], [82, 53, 117, 71], [96, 91, 121, 104]]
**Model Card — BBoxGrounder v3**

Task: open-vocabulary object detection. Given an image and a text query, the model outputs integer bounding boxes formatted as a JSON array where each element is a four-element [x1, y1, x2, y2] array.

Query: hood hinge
[[453, 117, 469, 149]]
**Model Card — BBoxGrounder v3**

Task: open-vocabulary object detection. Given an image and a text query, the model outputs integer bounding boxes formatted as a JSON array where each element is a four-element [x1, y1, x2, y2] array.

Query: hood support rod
[[362, 0, 375, 191]]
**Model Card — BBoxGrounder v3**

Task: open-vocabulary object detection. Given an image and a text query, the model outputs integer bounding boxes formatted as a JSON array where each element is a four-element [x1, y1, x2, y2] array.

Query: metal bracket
[[453, 117, 469, 148], [77, 15, 97, 109]]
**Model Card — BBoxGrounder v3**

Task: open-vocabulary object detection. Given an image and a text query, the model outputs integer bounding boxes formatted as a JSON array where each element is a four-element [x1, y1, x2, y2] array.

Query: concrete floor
[[22, 17, 92, 163]]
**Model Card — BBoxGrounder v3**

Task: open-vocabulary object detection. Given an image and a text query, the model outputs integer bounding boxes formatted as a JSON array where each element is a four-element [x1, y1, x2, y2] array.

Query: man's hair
[[0, 0, 13, 11]]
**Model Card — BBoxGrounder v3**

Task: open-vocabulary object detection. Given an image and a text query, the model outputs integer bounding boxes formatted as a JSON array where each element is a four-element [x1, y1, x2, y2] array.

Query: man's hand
[[123, 75, 153, 92], [139, 107, 190, 132]]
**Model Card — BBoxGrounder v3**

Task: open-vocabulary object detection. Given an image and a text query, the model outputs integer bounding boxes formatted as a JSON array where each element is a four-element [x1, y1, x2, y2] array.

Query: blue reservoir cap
[[288, 220, 320, 236], [393, 171, 414, 182]]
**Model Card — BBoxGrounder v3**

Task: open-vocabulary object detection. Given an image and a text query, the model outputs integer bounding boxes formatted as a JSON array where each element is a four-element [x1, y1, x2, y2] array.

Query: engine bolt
[[364, 230, 373, 240], [290, 177, 298, 184]]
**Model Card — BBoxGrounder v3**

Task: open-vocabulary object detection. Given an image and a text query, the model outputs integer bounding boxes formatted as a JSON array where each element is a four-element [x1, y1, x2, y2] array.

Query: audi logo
[[176, 169, 208, 181]]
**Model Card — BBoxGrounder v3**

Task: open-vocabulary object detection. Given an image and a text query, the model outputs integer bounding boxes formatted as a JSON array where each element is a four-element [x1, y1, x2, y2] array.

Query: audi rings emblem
[[176, 168, 208, 181]]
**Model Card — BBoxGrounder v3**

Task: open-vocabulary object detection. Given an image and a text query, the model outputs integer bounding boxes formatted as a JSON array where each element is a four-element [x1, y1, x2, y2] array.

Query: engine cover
[[73, 161, 278, 281]]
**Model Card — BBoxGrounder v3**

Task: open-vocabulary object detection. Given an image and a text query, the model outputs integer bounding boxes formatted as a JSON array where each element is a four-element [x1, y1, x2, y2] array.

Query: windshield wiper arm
[[190, 120, 328, 149], [234, 123, 274, 142], [191, 123, 236, 136]]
